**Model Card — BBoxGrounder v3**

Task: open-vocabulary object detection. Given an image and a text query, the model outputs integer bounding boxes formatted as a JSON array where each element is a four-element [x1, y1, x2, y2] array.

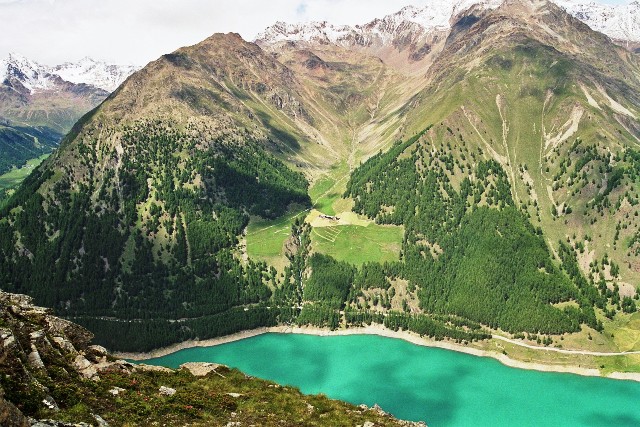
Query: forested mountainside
[[400, 0, 640, 290], [0, 0, 638, 353], [0, 291, 423, 427]]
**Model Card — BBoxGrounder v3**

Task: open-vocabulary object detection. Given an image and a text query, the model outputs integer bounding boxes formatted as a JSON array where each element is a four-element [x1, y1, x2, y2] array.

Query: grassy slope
[[247, 156, 404, 268], [246, 208, 309, 272], [47, 367, 410, 427], [311, 223, 403, 265]]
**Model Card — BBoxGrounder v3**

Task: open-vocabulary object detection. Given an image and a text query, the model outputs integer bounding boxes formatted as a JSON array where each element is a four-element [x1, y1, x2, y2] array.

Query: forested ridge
[[0, 120, 310, 351]]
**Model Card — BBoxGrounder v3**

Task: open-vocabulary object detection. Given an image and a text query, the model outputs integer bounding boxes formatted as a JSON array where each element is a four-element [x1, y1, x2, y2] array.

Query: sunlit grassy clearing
[[311, 223, 404, 266]]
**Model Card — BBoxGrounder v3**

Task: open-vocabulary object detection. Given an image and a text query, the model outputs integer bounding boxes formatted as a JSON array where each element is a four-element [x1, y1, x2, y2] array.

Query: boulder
[[159, 386, 176, 396], [180, 362, 225, 377], [73, 355, 98, 379], [0, 394, 29, 427], [52, 337, 77, 355], [27, 345, 46, 371], [108, 387, 125, 396]]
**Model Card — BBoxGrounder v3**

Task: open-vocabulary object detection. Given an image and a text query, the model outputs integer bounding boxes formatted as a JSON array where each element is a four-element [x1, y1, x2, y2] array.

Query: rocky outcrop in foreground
[[0, 291, 426, 426], [0, 291, 121, 426]]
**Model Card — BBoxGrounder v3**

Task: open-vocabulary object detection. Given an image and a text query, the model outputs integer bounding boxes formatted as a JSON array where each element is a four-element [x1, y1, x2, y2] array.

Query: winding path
[[492, 334, 640, 356]]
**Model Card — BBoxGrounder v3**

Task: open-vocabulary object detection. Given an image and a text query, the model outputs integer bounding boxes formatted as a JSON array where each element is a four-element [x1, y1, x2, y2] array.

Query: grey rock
[[27, 345, 45, 371], [52, 337, 77, 355], [108, 387, 125, 396], [159, 386, 176, 396], [41, 396, 59, 411], [92, 414, 109, 426]]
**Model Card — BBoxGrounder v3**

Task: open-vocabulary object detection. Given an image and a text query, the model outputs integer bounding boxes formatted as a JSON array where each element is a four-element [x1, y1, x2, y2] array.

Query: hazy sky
[[0, 0, 632, 66]]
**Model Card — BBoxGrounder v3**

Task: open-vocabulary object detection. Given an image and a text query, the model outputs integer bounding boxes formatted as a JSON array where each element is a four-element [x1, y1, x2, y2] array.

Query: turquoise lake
[[141, 333, 640, 426]]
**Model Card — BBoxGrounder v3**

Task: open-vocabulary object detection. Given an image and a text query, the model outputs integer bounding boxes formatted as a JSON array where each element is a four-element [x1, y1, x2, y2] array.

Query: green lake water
[[141, 333, 640, 426]]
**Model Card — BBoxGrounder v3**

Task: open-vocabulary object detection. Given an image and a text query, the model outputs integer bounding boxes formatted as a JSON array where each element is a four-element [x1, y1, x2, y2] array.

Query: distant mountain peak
[[0, 53, 139, 93], [51, 57, 139, 92], [556, 0, 640, 43], [1, 52, 56, 93], [255, 1, 511, 50]]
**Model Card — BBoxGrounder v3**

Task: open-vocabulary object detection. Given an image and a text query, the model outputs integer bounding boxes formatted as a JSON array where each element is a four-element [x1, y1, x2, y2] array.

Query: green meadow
[[246, 208, 309, 271], [311, 223, 403, 265]]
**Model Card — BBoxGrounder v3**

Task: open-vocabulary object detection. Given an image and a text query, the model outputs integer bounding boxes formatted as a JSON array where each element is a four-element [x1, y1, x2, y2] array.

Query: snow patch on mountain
[[556, 0, 640, 43], [0, 52, 56, 93]]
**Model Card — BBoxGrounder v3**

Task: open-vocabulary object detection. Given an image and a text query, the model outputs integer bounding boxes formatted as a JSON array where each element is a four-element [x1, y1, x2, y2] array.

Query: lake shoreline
[[114, 324, 640, 382]]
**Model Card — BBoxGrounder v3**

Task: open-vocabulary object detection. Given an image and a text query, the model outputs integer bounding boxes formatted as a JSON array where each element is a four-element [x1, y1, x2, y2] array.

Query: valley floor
[[115, 324, 640, 382]]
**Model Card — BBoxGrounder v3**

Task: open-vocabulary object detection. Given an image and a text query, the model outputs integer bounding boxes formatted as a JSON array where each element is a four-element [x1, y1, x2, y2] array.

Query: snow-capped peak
[[1, 52, 56, 93], [555, 0, 640, 43], [52, 58, 139, 92], [1, 54, 139, 93], [388, 0, 501, 31], [255, 20, 357, 45], [255, 0, 503, 46]]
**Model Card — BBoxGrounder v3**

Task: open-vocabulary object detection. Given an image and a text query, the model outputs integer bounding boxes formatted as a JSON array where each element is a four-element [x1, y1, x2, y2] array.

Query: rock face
[[0, 291, 132, 424], [0, 390, 30, 427]]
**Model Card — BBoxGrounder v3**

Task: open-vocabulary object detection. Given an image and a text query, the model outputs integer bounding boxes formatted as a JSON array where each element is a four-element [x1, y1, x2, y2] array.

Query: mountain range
[[0, 53, 138, 93], [0, 0, 638, 385], [257, 0, 640, 48]]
